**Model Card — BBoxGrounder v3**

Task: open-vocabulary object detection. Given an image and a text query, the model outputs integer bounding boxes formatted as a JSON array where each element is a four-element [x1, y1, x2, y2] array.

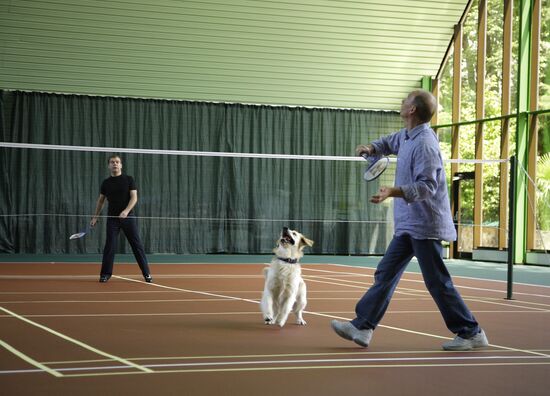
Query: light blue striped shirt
[[370, 123, 457, 241]]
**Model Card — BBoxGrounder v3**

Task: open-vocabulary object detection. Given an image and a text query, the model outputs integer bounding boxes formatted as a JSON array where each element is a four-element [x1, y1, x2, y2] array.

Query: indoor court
[[1, 0, 550, 395], [1, 257, 549, 395]]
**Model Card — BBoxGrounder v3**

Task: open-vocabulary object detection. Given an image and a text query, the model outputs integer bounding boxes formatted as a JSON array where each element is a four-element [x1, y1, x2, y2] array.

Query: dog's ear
[[300, 236, 314, 249]]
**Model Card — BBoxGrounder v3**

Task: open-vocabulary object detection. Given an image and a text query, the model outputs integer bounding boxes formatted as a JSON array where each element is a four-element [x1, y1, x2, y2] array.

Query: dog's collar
[[277, 257, 298, 264]]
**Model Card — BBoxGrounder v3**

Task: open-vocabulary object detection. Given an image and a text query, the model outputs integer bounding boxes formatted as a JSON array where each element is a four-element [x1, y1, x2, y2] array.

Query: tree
[[437, 0, 550, 245]]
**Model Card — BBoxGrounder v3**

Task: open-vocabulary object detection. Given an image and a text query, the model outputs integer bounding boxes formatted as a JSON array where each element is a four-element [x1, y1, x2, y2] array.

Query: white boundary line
[[303, 275, 550, 311], [2, 309, 549, 319], [302, 276, 550, 311], [59, 361, 550, 377], [0, 339, 63, 377], [312, 271, 550, 306], [42, 347, 550, 365], [1, 354, 548, 376], [0, 298, 242, 304], [306, 266, 550, 357], [0, 306, 153, 373], [1, 260, 549, 289], [303, 266, 550, 296], [115, 270, 550, 359], [1, 263, 549, 376], [322, 262, 550, 289], [2, 296, 549, 308], [112, 275, 259, 304]]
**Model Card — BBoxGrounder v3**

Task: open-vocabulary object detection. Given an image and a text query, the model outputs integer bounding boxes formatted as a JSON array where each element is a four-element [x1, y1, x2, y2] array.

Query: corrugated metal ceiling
[[0, 0, 470, 110]]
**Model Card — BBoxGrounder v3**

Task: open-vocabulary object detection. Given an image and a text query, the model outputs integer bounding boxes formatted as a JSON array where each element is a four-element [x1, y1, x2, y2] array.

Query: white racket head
[[69, 231, 87, 240], [363, 156, 389, 182], [69, 225, 91, 240]]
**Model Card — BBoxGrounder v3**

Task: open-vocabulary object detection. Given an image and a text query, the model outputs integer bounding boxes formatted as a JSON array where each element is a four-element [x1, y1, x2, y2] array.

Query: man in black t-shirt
[[91, 155, 152, 283]]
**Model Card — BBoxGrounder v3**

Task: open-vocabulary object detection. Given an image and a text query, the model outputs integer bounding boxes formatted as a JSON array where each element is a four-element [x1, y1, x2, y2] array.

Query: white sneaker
[[331, 320, 373, 348], [442, 329, 489, 351]]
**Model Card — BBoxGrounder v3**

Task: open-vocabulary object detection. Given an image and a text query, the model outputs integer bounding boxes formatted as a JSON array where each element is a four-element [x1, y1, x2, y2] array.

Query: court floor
[[0, 259, 549, 395]]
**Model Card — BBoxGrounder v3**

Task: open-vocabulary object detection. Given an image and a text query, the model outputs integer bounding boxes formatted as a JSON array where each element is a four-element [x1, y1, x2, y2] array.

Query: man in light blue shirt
[[331, 90, 488, 351]]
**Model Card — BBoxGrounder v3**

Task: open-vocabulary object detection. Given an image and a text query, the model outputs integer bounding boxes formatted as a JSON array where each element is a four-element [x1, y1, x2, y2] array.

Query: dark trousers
[[100, 216, 150, 277], [351, 235, 480, 338]]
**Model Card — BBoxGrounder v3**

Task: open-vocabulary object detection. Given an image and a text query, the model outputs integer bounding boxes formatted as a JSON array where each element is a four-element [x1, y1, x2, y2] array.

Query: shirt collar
[[406, 122, 430, 140]]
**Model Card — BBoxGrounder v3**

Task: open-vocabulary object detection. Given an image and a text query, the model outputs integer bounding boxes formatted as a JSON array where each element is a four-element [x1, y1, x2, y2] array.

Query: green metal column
[[514, 0, 532, 263], [420, 76, 432, 91]]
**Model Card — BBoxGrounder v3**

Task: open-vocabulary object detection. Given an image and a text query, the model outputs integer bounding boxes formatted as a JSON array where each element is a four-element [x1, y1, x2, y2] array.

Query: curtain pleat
[[0, 90, 401, 254]]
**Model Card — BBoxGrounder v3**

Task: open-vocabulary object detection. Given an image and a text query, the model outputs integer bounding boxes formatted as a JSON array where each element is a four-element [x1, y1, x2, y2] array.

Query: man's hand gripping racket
[[356, 144, 397, 204], [356, 144, 389, 182], [69, 224, 92, 240]]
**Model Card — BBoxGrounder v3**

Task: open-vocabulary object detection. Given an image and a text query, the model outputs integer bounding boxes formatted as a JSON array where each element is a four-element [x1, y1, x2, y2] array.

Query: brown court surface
[[0, 262, 549, 396]]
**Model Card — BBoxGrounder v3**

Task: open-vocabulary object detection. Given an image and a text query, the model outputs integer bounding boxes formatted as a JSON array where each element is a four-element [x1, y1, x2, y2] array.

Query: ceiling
[[0, 0, 470, 110]]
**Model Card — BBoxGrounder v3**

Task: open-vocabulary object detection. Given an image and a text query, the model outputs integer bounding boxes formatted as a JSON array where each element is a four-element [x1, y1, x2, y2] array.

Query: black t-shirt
[[100, 175, 137, 216]]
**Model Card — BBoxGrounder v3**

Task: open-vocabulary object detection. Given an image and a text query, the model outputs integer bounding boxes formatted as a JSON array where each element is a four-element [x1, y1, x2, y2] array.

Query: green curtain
[[0, 92, 14, 253], [0, 90, 402, 254]]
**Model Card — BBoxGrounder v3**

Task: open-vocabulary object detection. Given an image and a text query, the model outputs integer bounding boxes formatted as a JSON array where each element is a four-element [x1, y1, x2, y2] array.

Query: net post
[[506, 155, 516, 300]]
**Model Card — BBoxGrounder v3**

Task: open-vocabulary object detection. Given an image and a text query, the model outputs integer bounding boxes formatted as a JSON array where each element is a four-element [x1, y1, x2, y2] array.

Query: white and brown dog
[[260, 227, 314, 327]]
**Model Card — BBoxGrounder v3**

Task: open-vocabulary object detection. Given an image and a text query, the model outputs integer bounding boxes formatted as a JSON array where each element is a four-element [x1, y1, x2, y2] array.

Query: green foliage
[[537, 153, 550, 230], [438, 0, 550, 229]]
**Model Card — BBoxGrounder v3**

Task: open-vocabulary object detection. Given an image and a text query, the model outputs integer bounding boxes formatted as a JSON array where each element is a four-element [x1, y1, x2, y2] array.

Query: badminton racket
[[362, 154, 389, 182]]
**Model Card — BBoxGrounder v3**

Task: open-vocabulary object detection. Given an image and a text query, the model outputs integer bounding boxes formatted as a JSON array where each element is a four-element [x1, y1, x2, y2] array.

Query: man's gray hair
[[410, 90, 436, 123]]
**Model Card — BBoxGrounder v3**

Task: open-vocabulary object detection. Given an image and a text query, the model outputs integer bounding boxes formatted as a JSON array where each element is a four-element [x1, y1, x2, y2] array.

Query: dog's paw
[[264, 317, 274, 325], [296, 319, 307, 326]]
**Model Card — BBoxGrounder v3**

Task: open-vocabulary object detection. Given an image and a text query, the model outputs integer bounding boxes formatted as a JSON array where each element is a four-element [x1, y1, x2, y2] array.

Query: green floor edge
[[1, 253, 549, 287]]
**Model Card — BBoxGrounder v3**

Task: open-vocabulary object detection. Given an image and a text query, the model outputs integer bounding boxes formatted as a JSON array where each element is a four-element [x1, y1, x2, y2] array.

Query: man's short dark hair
[[107, 155, 122, 164], [410, 90, 436, 123]]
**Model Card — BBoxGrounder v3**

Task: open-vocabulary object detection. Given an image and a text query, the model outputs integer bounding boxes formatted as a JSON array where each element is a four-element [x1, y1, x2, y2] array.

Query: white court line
[[1, 312, 261, 318], [2, 309, 548, 319], [0, 290, 187, 295], [1, 260, 548, 290], [3, 262, 548, 292], [0, 306, 153, 373], [0, 274, 264, 280], [304, 270, 550, 309], [61, 361, 550, 377], [115, 354, 550, 369], [303, 267, 550, 298], [453, 296, 550, 309], [0, 298, 238, 304], [0, 289, 365, 296], [3, 263, 548, 376], [0, 339, 63, 377], [317, 263, 550, 290], [315, 275, 550, 309], [6, 349, 545, 376], [304, 276, 550, 312], [309, 266, 550, 358], [305, 277, 550, 312], [43, 347, 537, 365], [303, 277, 424, 297], [2, 296, 548, 305], [4, 272, 550, 316], [2, 354, 548, 376], [459, 297, 550, 311], [112, 275, 260, 304], [114, 271, 550, 359]]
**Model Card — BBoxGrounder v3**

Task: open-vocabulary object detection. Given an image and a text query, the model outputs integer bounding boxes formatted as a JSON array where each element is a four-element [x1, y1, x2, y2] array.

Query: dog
[[260, 227, 314, 327]]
